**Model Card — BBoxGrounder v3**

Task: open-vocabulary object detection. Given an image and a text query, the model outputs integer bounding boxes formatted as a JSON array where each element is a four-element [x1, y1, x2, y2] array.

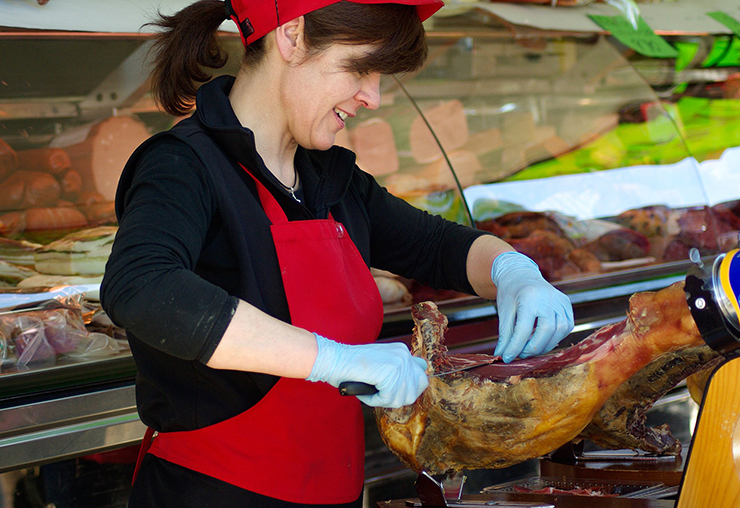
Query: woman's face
[[281, 43, 381, 151]]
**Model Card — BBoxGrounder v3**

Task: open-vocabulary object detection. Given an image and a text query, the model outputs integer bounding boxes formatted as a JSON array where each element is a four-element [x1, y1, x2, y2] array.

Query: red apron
[[138, 164, 384, 504]]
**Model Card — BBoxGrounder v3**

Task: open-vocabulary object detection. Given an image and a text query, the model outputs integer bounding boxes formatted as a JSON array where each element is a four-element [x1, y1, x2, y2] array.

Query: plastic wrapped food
[[3, 315, 57, 370], [0, 285, 125, 372], [64, 332, 120, 359]]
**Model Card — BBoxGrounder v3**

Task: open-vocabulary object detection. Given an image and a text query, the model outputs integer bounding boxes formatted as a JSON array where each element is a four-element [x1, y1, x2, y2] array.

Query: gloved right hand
[[306, 333, 428, 408]]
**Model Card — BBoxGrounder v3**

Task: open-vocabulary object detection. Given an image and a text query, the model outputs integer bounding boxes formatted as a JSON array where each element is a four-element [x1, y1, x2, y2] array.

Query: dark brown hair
[[147, 1, 428, 116]]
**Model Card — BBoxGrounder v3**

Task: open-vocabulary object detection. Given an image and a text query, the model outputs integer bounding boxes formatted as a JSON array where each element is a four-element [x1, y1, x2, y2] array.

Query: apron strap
[[132, 427, 156, 485], [238, 163, 288, 225]]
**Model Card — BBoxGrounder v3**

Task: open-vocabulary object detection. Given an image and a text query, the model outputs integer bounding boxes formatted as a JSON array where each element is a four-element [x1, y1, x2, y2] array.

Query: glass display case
[[0, 0, 739, 504]]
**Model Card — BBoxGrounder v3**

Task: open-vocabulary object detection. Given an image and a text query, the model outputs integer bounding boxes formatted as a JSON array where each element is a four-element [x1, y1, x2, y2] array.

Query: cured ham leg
[[375, 282, 706, 475], [578, 343, 720, 454]]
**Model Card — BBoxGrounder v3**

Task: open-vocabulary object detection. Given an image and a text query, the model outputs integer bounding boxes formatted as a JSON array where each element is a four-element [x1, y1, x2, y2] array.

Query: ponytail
[[146, 0, 231, 116], [145, 1, 424, 116]]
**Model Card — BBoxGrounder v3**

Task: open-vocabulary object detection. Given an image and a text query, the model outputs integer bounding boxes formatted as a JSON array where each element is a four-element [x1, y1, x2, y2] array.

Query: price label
[[589, 14, 679, 59], [707, 11, 740, 39]]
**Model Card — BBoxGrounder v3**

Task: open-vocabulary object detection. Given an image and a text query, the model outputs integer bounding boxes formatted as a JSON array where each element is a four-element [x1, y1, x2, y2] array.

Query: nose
[[356, 73, 381, 110]]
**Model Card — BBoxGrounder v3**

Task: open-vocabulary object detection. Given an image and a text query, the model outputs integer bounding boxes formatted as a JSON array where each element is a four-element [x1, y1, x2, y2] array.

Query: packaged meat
[[0, 330, 14, 372], [7, 308, 86, 355], [16, 276, 103, 303], [0, 286, 124, 372], [376, 282, 706, 474], [14, 307, 121, 359], [16, 148, 72, 176], [34, 226, 117, 276], [63, 331, 121, 359], [2, 315, 57, 370]]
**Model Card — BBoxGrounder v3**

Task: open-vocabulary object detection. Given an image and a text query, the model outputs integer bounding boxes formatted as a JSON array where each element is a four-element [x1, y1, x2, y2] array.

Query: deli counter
[[1, 0, 740, 506]]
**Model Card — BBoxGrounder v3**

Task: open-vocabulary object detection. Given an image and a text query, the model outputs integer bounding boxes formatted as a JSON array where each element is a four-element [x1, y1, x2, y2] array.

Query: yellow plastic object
[[676, 355, 740, 508]]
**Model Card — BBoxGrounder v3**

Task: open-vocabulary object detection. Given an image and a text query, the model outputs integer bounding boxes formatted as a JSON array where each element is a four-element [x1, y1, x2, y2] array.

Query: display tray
[[481, 476, 677, 499], [0, 354, 136, 405]]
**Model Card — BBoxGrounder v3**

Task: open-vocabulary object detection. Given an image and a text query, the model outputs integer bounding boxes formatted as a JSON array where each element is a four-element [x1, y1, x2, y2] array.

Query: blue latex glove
[[491, 251, 574, 363], [306, 333, 429, 408]]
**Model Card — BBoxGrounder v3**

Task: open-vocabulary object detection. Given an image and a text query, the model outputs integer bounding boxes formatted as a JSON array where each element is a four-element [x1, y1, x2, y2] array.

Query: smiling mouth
[[333, 107, 348, 121]]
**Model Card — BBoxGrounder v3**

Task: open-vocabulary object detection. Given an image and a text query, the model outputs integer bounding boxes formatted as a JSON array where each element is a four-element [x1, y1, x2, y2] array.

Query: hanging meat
[[375, 281, 706, 475]]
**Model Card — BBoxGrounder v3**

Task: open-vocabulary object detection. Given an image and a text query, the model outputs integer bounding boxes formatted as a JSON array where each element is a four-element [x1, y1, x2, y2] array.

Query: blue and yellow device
[[685, 248, 740, 353]]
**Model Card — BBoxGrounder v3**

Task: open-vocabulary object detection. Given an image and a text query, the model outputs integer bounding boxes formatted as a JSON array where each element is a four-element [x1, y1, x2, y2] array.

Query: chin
[[311, 138, 336, 152]]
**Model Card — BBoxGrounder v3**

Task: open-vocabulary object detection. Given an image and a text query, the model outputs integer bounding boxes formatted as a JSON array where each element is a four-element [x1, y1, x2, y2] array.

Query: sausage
[[21, 171, 62, 209], [25, 207, 88, 234], [75, 191, 106, 207], [59, 169, 83, 202], [79, 202, 116, 225], [16, 148, 71, 176], [0, 173, 27, 211], [0, 171, 61, 211], [0, 139, 18, 182]]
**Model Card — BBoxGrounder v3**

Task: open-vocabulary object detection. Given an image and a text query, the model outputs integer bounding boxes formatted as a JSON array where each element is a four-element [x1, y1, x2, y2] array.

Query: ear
[[275, 16, 306, 62]]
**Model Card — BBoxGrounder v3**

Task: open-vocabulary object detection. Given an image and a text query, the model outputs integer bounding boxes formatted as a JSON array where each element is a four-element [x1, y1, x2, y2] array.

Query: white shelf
[[444, 0, 740, 35], [0, 0, 238, 34]]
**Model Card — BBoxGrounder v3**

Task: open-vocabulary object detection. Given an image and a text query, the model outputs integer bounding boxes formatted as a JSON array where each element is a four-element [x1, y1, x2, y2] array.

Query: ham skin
[[375, 281, 705, 475], [578, 343, 720, 454]]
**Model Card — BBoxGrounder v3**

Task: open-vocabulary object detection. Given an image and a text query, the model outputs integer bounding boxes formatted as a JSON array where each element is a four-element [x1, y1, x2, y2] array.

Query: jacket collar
[[193, 76, 356, 216]]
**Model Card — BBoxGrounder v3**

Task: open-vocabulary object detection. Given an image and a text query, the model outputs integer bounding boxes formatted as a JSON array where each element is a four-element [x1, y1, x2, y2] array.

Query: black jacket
[[101, 75, 487, 431]]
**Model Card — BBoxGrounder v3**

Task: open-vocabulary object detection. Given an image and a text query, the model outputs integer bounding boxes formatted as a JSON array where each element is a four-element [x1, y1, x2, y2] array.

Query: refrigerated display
[[1, 0, 739, 505]]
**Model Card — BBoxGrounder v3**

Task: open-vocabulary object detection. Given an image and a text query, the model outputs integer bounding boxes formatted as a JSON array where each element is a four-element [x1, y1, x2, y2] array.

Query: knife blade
[[338, 358, 498, 396]]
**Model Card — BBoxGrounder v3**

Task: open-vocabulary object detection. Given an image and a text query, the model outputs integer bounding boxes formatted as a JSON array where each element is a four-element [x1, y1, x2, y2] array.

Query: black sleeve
[[100, 138, 238, 363], [357, 170, 490, 295]]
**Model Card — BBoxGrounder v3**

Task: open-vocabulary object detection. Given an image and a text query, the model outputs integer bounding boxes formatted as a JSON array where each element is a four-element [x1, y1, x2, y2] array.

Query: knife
[[338, 358, 498, 396]]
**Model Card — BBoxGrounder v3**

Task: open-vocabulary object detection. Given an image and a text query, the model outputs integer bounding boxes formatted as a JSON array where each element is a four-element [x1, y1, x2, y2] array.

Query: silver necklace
[[277, 170, 301, 203]]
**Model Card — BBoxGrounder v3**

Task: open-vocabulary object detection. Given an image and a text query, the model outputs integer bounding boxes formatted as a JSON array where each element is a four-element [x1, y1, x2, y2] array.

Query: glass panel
[[352, 12, 740, 300], [2, 16, 740, 380], [0, 34, 170, 386]]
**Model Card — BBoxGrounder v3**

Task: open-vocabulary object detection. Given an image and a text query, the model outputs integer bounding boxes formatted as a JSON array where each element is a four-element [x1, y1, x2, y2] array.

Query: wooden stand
[[675, 355, 740, 508]]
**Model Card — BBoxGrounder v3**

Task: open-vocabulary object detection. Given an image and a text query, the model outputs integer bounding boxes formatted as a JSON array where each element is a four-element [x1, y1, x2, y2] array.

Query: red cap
[[225, 0, 444, 46]]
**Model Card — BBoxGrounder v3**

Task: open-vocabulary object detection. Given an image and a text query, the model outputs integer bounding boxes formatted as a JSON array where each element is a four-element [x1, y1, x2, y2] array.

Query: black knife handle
[[338, 381, 378, 396]]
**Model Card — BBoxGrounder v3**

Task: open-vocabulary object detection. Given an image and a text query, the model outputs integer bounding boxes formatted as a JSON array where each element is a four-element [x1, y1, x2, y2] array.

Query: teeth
[[334, 108, 348, 121]]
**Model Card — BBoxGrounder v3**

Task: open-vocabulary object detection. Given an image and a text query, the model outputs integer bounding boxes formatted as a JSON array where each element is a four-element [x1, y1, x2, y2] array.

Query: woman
[[100, 1, 574, 506]]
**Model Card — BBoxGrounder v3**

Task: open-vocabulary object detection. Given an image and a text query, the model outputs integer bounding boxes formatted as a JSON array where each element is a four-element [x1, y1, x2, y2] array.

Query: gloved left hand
[[491, 251, 574, 363]]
